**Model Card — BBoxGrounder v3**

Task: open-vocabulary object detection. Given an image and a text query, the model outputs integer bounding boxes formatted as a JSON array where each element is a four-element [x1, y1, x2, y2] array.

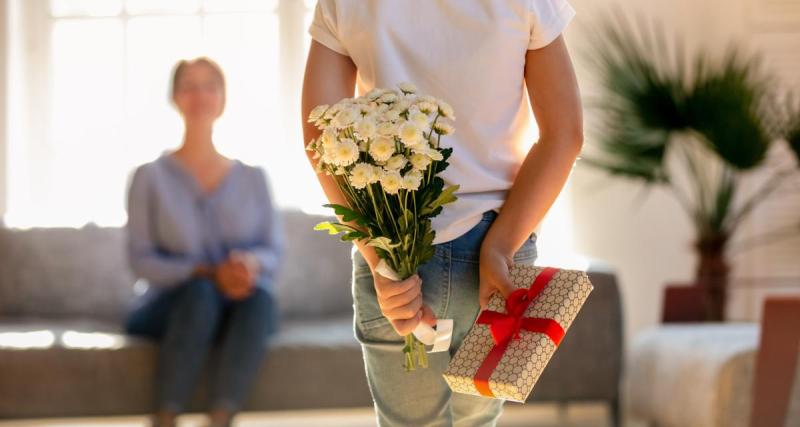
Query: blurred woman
[[124, 57, 284, 427]]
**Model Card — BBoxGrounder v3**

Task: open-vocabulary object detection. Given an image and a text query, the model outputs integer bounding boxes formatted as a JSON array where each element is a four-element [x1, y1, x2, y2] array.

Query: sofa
[[0, 210, 624, 423]]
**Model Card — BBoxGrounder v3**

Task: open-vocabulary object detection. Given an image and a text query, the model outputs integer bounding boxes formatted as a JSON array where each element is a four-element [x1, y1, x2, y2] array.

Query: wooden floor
[[0, 403, 621, 427]]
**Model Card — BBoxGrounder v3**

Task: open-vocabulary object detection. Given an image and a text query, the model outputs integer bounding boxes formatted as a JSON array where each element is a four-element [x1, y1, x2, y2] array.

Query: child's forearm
[[483, 134, 582, 259], [301, 41, 382, 271]]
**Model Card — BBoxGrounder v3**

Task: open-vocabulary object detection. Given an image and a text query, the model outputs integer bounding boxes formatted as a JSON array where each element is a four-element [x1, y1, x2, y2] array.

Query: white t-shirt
[[309, 0, 576, 244]]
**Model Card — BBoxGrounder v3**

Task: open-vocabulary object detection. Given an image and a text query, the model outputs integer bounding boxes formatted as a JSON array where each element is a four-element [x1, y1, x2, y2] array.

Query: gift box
[[443, 265, 594, 402]]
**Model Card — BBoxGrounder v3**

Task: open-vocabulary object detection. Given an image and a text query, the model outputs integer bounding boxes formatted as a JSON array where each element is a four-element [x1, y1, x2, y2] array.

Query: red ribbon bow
[[472, 267, 565, 398]]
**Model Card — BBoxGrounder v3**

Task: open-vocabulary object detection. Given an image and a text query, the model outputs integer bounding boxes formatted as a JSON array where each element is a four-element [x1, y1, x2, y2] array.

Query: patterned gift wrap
[[443, 265, 593, 402]]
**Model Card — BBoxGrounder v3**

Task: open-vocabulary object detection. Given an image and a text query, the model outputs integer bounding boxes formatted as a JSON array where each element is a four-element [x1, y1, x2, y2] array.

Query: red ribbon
[[472, 267, 565, 397]]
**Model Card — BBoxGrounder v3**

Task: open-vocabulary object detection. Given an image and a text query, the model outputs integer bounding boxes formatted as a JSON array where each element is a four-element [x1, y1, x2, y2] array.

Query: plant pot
[[694, 235, 730, 321]]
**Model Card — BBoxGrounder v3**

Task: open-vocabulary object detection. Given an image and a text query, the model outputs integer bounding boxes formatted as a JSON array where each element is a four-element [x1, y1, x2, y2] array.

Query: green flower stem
[[381, 189, 402, 242], [403, 333, 428, 371], [366, 184, 385, 229]]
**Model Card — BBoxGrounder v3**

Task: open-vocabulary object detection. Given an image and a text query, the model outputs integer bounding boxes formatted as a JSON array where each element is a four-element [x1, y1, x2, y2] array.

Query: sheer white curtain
[[4, 0, 578, 267]]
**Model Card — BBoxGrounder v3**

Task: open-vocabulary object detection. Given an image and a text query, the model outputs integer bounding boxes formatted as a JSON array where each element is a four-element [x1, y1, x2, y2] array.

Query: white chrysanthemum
[[409, 110, 431, 133], [399, 122, 423, 147], [409, 152, 432, 170], [323, 104, 340, 120], [355, 118, 377, 140], [349, 162, 373, 189], [416, 101, 437, 115], [356, 105, 369, 116], [402, 170, 423, 191], [385, 154, 408, 171], [320, 128, 337, 149], [432, 122, 455, 136], [369, 136, 395, 162], [363, 111, 380, 122], [437, 100, 455, 120], [378, 92, 398, 104], [365, 88, 385, 101], [414, 145, 444, 161], [398, 82, 417, 94], [377, 121, 397, 136], [380, 170, 403, 195], [392, 99, 411, 113], [367, 165, 381, 184], [305, 139, 322, 160], [385, 109, 402, 122], [402, 94, 419, 105], [330, 138, 359, 166], [332, 107, 357, 128], [308, 104, 329, 122], [321, 150, 335, 166]]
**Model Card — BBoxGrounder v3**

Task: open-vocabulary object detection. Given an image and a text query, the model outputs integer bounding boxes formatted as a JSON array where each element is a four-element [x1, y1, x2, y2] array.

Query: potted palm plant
[[585, 16, 800, 321]]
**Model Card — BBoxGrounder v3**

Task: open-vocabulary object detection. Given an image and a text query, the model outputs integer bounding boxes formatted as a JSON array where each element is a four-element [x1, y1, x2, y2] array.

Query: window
[[6, 0, 323, 228]]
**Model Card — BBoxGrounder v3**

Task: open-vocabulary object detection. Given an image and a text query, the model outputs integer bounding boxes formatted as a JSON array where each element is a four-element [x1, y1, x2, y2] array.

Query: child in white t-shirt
[[302, 1, 582, 425]]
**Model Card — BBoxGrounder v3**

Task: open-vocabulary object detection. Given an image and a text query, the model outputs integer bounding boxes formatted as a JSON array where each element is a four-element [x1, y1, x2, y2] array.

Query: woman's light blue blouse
[[125, 153, 284, 297]]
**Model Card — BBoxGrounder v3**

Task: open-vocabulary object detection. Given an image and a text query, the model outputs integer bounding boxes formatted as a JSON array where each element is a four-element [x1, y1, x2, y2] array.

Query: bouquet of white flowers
[[306, 82, 458, 371]]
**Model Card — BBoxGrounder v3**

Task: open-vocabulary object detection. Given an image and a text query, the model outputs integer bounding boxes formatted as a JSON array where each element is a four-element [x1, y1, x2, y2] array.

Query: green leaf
[[341, 231, 368, 242], [420, 184, 459, 216], [323, 203, 370, 226], [314, 221, 360, 236], [435, 184, 459, 206], [397, 208, 414, 232], [434, 148, 453, 173], [367, 236, 400, 253]]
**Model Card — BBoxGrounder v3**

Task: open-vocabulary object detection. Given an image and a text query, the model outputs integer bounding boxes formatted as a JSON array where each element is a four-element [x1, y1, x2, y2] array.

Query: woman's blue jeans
[[351, 210, 539, 426], [124, 277, 278, 413]]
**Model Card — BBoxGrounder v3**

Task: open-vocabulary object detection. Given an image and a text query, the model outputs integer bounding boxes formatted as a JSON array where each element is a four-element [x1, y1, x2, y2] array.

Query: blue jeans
[[124, 277, 278, 413], [351, 210, 538, 427]]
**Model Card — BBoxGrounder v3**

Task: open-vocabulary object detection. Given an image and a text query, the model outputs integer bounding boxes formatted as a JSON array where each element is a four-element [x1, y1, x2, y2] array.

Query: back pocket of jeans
[[513, 232, 538, 264]]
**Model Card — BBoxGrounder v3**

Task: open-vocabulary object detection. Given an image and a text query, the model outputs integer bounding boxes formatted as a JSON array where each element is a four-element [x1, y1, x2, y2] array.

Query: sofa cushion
[[0, 315, 372, 418], [275, 211, 354, 319], [0, 225, 136, 323]]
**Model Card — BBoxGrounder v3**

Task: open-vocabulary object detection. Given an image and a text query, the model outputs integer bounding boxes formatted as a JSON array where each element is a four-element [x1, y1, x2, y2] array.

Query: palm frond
[[583, 13, 689, 183], [685, 49, 772, 169], [782, 93, 800, 163]]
